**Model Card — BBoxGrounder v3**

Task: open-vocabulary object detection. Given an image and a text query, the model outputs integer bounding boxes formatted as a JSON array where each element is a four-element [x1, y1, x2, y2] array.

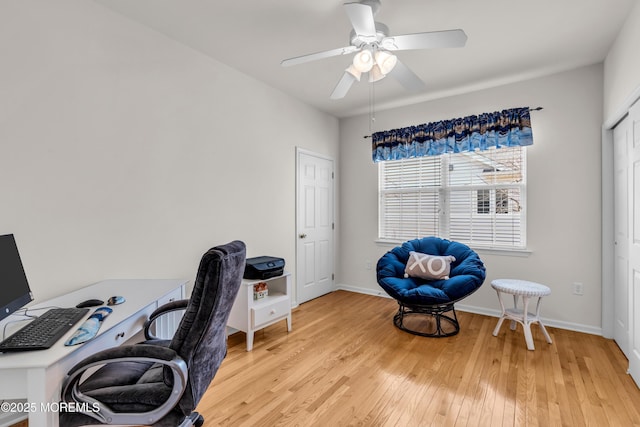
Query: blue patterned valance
[[372, 107, 533, 162]]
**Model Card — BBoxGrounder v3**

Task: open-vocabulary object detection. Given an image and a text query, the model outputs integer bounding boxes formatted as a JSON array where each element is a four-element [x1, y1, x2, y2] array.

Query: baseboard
[[335, 283, 603, 336], [336, 283, 392, 299]]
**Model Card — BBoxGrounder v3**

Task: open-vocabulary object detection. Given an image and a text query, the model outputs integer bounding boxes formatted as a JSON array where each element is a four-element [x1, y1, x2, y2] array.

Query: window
[[477, 189, 490, 214], [378, 147, 526, 249]]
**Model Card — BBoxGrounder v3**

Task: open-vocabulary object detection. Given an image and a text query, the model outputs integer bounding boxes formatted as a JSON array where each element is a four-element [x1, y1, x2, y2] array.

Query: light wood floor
[[196, 290, 640, 427], [13, 290, 639, 427]]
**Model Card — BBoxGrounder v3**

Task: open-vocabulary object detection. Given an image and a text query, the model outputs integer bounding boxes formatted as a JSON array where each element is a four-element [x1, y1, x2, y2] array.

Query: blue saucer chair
[[377, 237, 486, 337]]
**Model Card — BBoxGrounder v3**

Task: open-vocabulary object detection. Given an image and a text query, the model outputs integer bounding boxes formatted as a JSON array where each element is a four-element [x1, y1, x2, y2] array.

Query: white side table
[[491, 279, 552, 350], [227, 272, 291, 351]]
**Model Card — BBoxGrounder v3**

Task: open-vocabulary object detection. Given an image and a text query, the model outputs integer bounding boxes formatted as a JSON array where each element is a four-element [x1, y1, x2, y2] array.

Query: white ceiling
[[94, 0, 635, 118]]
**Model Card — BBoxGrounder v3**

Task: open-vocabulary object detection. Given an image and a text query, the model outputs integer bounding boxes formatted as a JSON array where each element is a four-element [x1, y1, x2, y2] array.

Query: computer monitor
[[0, 234, 34, 322]]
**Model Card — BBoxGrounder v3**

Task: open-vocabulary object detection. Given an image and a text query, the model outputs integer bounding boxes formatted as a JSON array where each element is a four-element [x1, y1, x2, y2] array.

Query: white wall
[[604, 0, 640, 121], [0, 0, 339, 302], [338, 64, 604, 333], [601, 1, 640, 337]]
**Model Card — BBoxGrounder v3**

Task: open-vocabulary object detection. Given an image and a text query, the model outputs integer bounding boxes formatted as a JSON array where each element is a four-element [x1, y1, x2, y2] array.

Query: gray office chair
[[60, 240, 246, 427]]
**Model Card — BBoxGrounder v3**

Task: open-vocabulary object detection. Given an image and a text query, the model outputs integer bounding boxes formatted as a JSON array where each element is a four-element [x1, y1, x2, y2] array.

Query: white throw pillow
[[404, 251, 456, 280]]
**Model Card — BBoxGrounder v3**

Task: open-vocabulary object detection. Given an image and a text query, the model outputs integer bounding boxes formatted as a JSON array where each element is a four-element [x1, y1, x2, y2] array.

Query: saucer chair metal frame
[[394, 300, 461, 338]]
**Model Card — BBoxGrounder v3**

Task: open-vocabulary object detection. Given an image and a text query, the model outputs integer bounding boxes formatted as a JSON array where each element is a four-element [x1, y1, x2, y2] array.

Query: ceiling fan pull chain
[[369, 82, 376, 134]]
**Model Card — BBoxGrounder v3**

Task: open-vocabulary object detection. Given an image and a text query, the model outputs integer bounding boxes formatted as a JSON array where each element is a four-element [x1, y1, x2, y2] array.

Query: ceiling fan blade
[[344, 2, 377, 37], [382, 29, 468, 51], [330, 72, 357, 99], [388, 60, 427, 92], [281, 46, 358, 67]]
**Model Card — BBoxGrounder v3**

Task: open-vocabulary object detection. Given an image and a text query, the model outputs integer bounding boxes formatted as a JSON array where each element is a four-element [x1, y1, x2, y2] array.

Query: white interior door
[[629, 101, 640, 387], [614, 116, 630, 358], [296, 149, 334, 304]]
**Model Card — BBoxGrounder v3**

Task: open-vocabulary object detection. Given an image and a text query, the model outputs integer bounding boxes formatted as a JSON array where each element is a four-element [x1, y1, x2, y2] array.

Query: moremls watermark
[[1, 400, 100, 414]]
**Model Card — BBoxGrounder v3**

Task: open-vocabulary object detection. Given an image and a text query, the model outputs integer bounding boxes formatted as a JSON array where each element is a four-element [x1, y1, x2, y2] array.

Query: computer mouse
[[76, 299, 104, 308], [107, 296, 125, 306]]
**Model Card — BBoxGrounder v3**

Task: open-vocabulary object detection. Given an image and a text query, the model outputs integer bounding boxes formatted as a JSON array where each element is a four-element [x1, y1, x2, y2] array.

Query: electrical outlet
[[572, 282, 584, 296], [365, 260, 372, 270]]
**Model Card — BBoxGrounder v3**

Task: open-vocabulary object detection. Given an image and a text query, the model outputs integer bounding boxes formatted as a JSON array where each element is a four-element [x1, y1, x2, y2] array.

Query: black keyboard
[[0, 307, 89, 352]]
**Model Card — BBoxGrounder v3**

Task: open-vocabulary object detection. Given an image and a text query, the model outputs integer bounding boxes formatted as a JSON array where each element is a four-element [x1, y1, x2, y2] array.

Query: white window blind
[[379, 147, 526, 249]]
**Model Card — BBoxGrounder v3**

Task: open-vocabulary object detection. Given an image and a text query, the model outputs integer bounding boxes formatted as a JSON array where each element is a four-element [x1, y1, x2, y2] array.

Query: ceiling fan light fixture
[[375, 50, 397, 75], [368, 64, 386, 83], [281, 0, 464, 99], [352, 48, 374, 73], [345, 64, 362, 81]]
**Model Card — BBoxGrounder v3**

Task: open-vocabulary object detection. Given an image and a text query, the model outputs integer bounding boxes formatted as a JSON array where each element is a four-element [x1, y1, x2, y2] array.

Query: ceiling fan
[[281, 0, 467, 99]]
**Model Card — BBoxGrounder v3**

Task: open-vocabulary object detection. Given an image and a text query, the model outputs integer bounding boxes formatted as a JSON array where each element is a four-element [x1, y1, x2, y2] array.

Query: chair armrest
[[61, 344, 188, 426], [66, 344, 179, 376], [144, 299, 189, 340]]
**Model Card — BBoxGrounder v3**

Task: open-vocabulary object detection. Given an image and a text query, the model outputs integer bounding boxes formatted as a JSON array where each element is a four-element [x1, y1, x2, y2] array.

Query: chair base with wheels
[[377, 237, 486, 337], [182, 413, 204, 427]]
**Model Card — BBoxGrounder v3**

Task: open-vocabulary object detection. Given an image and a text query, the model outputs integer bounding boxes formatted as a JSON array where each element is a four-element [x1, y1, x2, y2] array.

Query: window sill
[[473, 246, 531, 257], [375, 239, 531, 257]]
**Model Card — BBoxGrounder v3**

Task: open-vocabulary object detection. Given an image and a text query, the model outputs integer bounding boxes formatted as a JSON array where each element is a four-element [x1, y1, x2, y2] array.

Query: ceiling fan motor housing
[[349, 22, 389, 48]]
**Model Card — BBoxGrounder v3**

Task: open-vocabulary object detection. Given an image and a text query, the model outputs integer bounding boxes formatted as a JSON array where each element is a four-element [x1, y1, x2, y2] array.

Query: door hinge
[[332, 222, 335, 230], [332, 273, 335, 281], [332, 172, 334, 179]]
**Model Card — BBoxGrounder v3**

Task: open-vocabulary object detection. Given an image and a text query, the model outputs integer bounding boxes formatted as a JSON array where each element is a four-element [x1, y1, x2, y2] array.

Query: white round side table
[[491, 279, 552, 351]]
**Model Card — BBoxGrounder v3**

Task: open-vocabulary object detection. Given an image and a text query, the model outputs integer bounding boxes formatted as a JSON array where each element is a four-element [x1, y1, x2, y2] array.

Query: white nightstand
[[227, 272, 291, 351]]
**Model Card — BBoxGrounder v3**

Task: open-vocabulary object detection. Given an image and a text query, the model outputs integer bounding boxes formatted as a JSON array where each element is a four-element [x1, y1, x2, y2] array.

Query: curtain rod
[[363, 106, 544, 139]]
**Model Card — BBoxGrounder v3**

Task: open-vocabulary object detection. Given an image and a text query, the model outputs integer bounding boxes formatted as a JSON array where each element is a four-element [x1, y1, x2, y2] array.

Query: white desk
[[0, 279, 186, 427]]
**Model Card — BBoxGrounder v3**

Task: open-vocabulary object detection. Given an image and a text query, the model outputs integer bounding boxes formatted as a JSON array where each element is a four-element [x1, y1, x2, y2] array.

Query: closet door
[[628, 101, 640, 387], [614, 116, 630, 358]]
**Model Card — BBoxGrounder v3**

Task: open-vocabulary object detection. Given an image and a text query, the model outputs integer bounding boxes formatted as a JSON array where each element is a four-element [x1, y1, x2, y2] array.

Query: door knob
[[299, 233, 307, 239]]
